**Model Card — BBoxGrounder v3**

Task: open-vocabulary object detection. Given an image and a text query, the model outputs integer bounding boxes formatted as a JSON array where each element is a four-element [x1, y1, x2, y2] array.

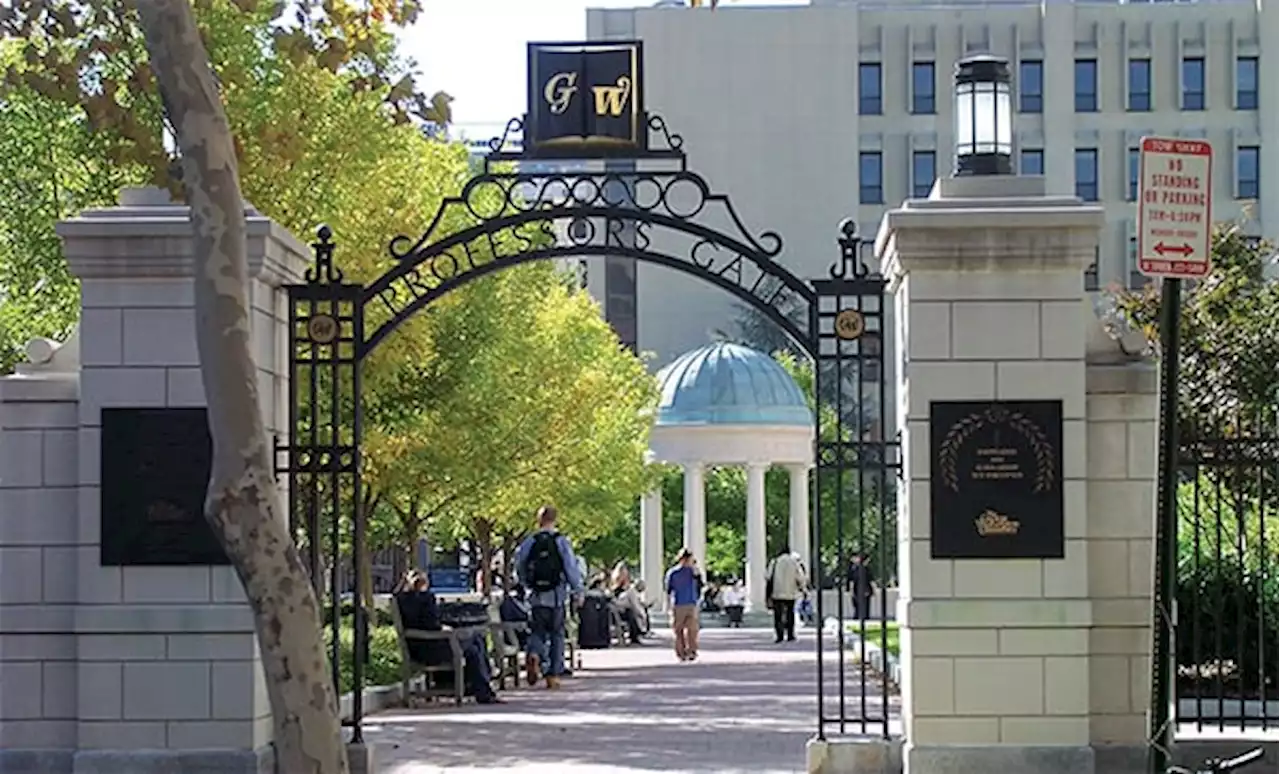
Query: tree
[[0, 0, 452, 374], [366, 262, 659, 594], [1104, 223, 1278, 436], [132, 2, 346, 772]]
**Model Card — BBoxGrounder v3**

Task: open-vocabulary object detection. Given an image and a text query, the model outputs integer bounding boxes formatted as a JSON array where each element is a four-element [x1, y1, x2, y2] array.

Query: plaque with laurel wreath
[[928, 400, 1064, 559]]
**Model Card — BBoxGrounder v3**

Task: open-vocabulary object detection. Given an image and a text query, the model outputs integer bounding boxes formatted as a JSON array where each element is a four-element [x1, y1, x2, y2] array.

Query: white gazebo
[[639, 342, 815, 612]]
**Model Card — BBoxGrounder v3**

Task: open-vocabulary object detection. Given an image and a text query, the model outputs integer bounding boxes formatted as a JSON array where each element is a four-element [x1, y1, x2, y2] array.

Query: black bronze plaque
[[929, 400, 1064, 559], [100, 407, 229, 566], [526, 41, 644, 153]]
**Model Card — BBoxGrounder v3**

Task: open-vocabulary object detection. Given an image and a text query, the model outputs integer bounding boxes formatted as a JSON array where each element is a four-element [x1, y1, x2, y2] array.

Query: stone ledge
[[904, 742, 1094, 774], [0, 376, 80, 403], [0, 746, 274, 774], [1085, 363, 1158, 396], [807, 735, 903, 774], [898, 599, 1093, 629], [0, 603, 238, 636]]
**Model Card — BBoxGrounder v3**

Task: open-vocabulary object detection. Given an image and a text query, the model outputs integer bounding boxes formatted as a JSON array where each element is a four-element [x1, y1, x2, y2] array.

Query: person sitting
[[633, 580, 653, 635], [394, 570, 503, 704], [721, 579, 746, 627], [498, 585, 531, 649], [610, 564, 645, 645]]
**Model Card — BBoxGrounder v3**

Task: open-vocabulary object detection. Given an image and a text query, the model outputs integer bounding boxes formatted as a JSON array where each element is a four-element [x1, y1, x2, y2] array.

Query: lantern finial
[[954, 54, 1013, 176]]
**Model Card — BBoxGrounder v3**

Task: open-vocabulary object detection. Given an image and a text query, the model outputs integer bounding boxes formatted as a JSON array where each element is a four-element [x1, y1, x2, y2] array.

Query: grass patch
[[845, 620, 899, 657]]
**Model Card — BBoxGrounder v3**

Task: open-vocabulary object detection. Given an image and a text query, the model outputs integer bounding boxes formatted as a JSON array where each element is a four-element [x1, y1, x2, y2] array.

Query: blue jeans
[[528, 604, 566, 676]]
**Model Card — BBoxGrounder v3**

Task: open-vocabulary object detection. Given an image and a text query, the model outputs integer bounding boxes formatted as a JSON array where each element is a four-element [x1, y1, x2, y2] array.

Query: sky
[[399, 0, 807, 138]]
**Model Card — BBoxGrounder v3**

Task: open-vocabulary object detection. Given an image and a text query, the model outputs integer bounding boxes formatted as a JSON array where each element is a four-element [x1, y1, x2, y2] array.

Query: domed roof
[[655, 342, 812, 427]]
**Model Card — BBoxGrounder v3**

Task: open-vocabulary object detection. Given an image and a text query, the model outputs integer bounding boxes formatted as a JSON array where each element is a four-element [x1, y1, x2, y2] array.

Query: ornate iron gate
[[275, 41, 899, 742], [812, 221, 899, 738]]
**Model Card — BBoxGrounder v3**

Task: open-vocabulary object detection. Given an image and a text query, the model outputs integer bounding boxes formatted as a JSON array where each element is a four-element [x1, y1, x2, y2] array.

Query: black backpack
[[525, 531, 565, 593]]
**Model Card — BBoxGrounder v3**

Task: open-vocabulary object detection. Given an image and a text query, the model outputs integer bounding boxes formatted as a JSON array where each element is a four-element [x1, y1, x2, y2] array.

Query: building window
[[1020, 148, 1044, 176], [1075, 148, 1098, 201], [912, 62, 935, 114], [912, 150, 936, 198], [859, 63, 882, 115], [1128, 59, 1151, 111], [1019, 60, 1043, 113], [1236, 146, 1260, 199], [1128, 147, 1140, 201], [1127, 237, 1145, 289], [1237, 56, 1258, 109], [859, 151, 883, 203], [1075, 59, 1097, 112], [1085, 247, 1099, 292], [1182, 57, 1205, 110]]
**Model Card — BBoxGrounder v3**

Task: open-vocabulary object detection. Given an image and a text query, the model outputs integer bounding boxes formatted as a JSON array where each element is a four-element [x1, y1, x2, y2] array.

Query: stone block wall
[[0, 188, 306, 772], [0, 353, 81, 752], [1083, 363, 1158, 751]]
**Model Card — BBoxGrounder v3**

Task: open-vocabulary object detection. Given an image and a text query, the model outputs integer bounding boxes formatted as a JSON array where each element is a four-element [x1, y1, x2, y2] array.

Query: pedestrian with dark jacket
[[514, 505, 584, 689]]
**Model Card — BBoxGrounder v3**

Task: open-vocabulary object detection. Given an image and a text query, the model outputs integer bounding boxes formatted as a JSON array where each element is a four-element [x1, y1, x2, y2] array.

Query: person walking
[[846, 552, 875, 621], [664, 548, 702, 662], [766, 546, 806, 643], [515, 505, 584, 689]]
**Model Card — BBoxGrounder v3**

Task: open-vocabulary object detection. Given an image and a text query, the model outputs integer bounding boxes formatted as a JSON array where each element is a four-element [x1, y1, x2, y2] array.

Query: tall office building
[[586, 0, 1276, 366]]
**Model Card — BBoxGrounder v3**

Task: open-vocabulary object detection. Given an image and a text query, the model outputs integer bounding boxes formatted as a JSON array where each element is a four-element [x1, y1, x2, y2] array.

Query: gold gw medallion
[[307, 314, 339, 345], [834, 309, 865, 341]]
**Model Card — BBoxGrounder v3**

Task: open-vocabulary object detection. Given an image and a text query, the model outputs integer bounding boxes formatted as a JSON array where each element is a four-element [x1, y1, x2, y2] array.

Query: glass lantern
[[954, 54, 1013, 176]]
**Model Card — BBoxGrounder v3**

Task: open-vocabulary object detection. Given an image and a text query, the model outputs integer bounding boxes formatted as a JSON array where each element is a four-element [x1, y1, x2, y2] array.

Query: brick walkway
[[364, 627, 900, 773]]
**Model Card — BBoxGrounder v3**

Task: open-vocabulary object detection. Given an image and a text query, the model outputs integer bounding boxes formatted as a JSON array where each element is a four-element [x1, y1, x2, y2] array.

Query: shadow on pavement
[[365, 628, 899, 773]]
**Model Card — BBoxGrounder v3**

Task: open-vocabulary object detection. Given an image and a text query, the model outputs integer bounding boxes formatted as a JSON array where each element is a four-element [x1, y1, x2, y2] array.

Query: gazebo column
[[745, 461, 769, 611], [682, 463, 707, 570], [639, 488, 664, 607], [787, 463, 812, 579]]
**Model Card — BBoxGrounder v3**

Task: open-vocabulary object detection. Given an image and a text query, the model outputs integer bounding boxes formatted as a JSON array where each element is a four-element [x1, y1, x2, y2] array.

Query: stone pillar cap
[[57, 190, 307, 288], [875, 174, 1104, 280]]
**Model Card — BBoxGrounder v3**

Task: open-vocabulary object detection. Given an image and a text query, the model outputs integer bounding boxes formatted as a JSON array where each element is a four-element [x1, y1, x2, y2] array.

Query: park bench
[[389, 600, 487, 705]]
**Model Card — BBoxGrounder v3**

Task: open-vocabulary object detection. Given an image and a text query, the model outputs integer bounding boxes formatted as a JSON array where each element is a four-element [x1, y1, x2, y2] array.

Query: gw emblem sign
[[306, 314, 339, 344], [527, 41, 644, 155], [834, 309, 865, 340]]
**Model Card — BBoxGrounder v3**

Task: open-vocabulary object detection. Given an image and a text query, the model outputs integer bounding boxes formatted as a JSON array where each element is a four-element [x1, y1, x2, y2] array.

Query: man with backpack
[[515, 504, 584, 689]]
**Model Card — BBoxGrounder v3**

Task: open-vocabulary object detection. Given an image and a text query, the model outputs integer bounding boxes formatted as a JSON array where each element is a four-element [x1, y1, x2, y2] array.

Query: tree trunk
[[500, 533, 515, 590], [134, 4, 349, 773], [474, 520, 494, 596]]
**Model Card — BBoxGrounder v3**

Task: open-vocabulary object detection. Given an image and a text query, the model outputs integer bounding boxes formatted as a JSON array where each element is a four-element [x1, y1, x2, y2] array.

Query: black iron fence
[[1174, 413, 1278, 730]]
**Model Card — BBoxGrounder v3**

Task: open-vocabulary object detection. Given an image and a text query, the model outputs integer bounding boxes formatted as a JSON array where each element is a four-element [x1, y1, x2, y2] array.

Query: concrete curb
[[339, 682, 403, 722]]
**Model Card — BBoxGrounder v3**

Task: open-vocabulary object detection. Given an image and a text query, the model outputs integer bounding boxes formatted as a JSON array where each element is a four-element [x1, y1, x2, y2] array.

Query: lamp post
[[953, 54, 1013, 176]]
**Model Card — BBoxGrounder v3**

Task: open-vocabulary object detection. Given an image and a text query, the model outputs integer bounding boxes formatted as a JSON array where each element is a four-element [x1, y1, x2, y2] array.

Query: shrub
[[323, 623, 403, 695], [1175, 475, 1279, 699]]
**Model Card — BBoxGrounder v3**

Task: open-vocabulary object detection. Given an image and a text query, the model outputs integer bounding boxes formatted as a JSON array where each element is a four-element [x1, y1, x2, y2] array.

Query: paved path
[[364, 627, 900, 774]]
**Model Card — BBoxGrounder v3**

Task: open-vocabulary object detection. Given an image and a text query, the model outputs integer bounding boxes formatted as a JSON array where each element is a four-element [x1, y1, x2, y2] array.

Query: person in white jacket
[[766, 548, 807, 643]]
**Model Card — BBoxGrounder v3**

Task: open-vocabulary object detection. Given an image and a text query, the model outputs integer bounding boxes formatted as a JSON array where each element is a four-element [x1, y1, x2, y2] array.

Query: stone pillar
[[745, 462, 769, 611], [876, 175, 1106, 774], [639, 488, 664, 608], [0, 187, 307, 773], [681, 463, 707, 568], [787, 464, 812, 577]]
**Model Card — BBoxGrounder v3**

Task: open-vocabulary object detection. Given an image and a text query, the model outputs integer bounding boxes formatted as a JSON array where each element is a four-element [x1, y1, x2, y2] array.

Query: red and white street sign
[[1137, 136, 1213, 279]]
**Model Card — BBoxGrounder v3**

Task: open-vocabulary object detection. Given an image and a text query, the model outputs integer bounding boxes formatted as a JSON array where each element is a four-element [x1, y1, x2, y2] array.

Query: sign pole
[[1146, 276, 1182, 774]]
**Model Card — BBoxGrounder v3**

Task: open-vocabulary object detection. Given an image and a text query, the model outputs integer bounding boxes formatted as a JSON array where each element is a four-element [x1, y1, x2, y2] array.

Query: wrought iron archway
[[276, 114, 897, 743]]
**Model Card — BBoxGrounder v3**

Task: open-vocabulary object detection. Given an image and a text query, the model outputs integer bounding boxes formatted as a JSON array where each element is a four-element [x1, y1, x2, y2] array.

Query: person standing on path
[[766, 547, 806, 643], [846, 552, 875, 621], [665, 548, 702, 662], [515, 505, 584, 689]]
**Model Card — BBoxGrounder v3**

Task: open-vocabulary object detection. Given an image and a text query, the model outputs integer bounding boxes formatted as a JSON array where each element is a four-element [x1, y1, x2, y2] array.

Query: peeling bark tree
[[134, 3, 350, 773]]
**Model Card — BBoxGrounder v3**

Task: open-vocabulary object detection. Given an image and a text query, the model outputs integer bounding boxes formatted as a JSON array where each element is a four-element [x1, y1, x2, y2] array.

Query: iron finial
[[307, 224, 343, 285], [830, 219, 868, 279]]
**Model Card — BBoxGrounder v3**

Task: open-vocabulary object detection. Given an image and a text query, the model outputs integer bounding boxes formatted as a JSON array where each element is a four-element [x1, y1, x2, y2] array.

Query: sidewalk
[[365, 627, 900, 773]]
